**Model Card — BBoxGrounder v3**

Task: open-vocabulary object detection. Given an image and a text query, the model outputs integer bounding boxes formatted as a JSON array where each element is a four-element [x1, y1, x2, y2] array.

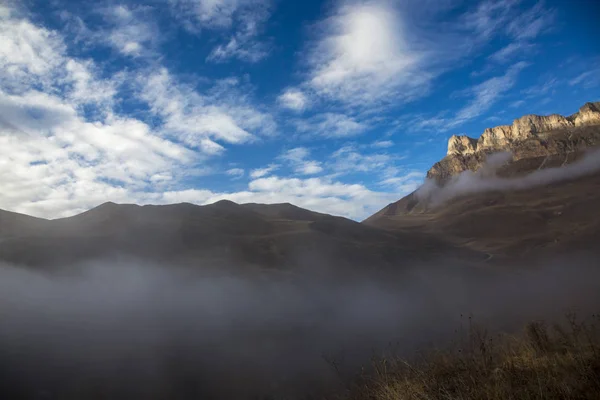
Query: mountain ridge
[[0, 200, 482, 271], [429, 101, 600, 182]]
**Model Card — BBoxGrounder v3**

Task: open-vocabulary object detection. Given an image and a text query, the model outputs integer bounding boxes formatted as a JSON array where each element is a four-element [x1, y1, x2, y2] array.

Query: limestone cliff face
[[428, 102, 600, 182], [574, 102, 600, 125], [447, 135, 478, 155]]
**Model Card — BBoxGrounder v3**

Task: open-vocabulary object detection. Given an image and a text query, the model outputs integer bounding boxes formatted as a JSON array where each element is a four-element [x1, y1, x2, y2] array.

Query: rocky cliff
[[364, 100, 600, 224], [428, 102, 600, 182]]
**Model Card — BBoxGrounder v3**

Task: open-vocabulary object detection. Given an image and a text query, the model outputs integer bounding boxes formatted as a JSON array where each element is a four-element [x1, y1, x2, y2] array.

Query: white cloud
[[379, 171, 424, 194], [450, 61, 529, 127], [569, 69, 600, 89], [169, 0, 272, 63], [506, 1, 555, 40], [226, 168, 245, 178], [100, 5, 158, 57], [278, 88, 309, 111], [0, 89, 197, 218], [371, 140, 393, 148], [482, 2, 553, 65], [295, 113, 367, 137], [405, 61, 530, 133], [207, 36, 270, 63], [156, 173, 396, 220], [139, 68, 276, 151], [306, 2, 426, 105], [297, 161, 324, 175], [509, 100, 526, 108], [168, 0, 253, 29], [64, 59, 117, 105], [0, 10, 65, 91], [281, 147, 309, 162], [461, 0, 518, 39], [240, 175, 394, 219], [521, 77, 559, 99], [280, 147, 323, 175], [297, 0, 547, 109], [488, 42, 534, 63], [0, 4, 214, 218], [330, 145, 392, 174], [250, 164, 278, 179]]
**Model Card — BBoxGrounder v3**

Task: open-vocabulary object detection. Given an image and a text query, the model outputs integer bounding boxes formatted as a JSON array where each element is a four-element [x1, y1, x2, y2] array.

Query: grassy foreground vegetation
[[340, 314, 600, 400]]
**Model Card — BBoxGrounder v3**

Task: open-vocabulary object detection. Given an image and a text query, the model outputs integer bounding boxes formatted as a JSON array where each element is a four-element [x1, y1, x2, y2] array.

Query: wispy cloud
[[294, 113, 367, 138], [404, 62, 529, 132], [521, 77, 559, 99], [379, 170, 424, 194], [138, 68, 276, 154], [510, 99, 526, 108], [461, 0, 519, 39], [330, 145, 392, 174], [488, 42, 534, 63], [168, 0, 259, 29], [226, 168, 245, 178], [280, 147, 323, 175], [484, 1, 554, 65], [250, 164, 278, 179], [506, 1, 555, 40], [469, 1, 554, 68], [277, 88, 309, 111], [450, 61, 529, 126], [169, 0, 273, 63], [569, 69, 600, 90], [371, 140, 393, 149], [99, 5, 159, 57]]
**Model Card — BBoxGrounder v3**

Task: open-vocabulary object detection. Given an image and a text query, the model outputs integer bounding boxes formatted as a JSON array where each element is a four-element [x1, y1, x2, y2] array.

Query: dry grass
[[342, 314, 600, 400]]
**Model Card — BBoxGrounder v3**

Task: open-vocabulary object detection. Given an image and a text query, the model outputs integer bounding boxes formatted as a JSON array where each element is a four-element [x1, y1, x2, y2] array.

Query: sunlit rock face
[[429, 101, 600, 182], [447, 135, 478, 156]]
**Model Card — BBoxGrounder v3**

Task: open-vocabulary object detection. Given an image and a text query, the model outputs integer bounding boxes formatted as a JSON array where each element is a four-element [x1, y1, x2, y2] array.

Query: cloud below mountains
[[1, 256, 598, 398]]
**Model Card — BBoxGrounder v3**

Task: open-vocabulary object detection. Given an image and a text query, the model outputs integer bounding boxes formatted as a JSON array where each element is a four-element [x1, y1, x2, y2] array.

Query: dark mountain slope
[[242, 202, 330, 222], [0, 209, 49, 238], [0, 201, 481, 271]]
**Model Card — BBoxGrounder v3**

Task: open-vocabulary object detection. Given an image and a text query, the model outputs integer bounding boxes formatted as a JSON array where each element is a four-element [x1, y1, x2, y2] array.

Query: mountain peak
[[212, 199, 239, 208], [97, 201, 118, 208]]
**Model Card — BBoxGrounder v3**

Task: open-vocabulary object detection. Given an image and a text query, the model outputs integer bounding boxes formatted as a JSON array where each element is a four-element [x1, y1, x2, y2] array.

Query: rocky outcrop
[[447, 135, 478, 155], [428, 102, 600, 182]]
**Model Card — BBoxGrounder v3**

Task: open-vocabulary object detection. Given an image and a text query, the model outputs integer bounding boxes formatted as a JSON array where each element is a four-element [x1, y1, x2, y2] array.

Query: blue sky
[[0, 0, 598, 220]]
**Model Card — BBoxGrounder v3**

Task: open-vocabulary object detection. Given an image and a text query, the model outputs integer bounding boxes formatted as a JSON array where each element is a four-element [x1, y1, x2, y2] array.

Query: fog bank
[[1, 257, 599, 399]]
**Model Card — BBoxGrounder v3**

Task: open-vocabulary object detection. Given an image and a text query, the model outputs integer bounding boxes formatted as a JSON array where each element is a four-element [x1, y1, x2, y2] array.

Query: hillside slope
[[0, 201, 480, 271]]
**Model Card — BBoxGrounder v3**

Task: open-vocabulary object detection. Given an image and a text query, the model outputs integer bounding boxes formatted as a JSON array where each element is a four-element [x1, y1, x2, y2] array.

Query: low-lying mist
[[418, 147, 600, 206], [1, 257, 599, 399]]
